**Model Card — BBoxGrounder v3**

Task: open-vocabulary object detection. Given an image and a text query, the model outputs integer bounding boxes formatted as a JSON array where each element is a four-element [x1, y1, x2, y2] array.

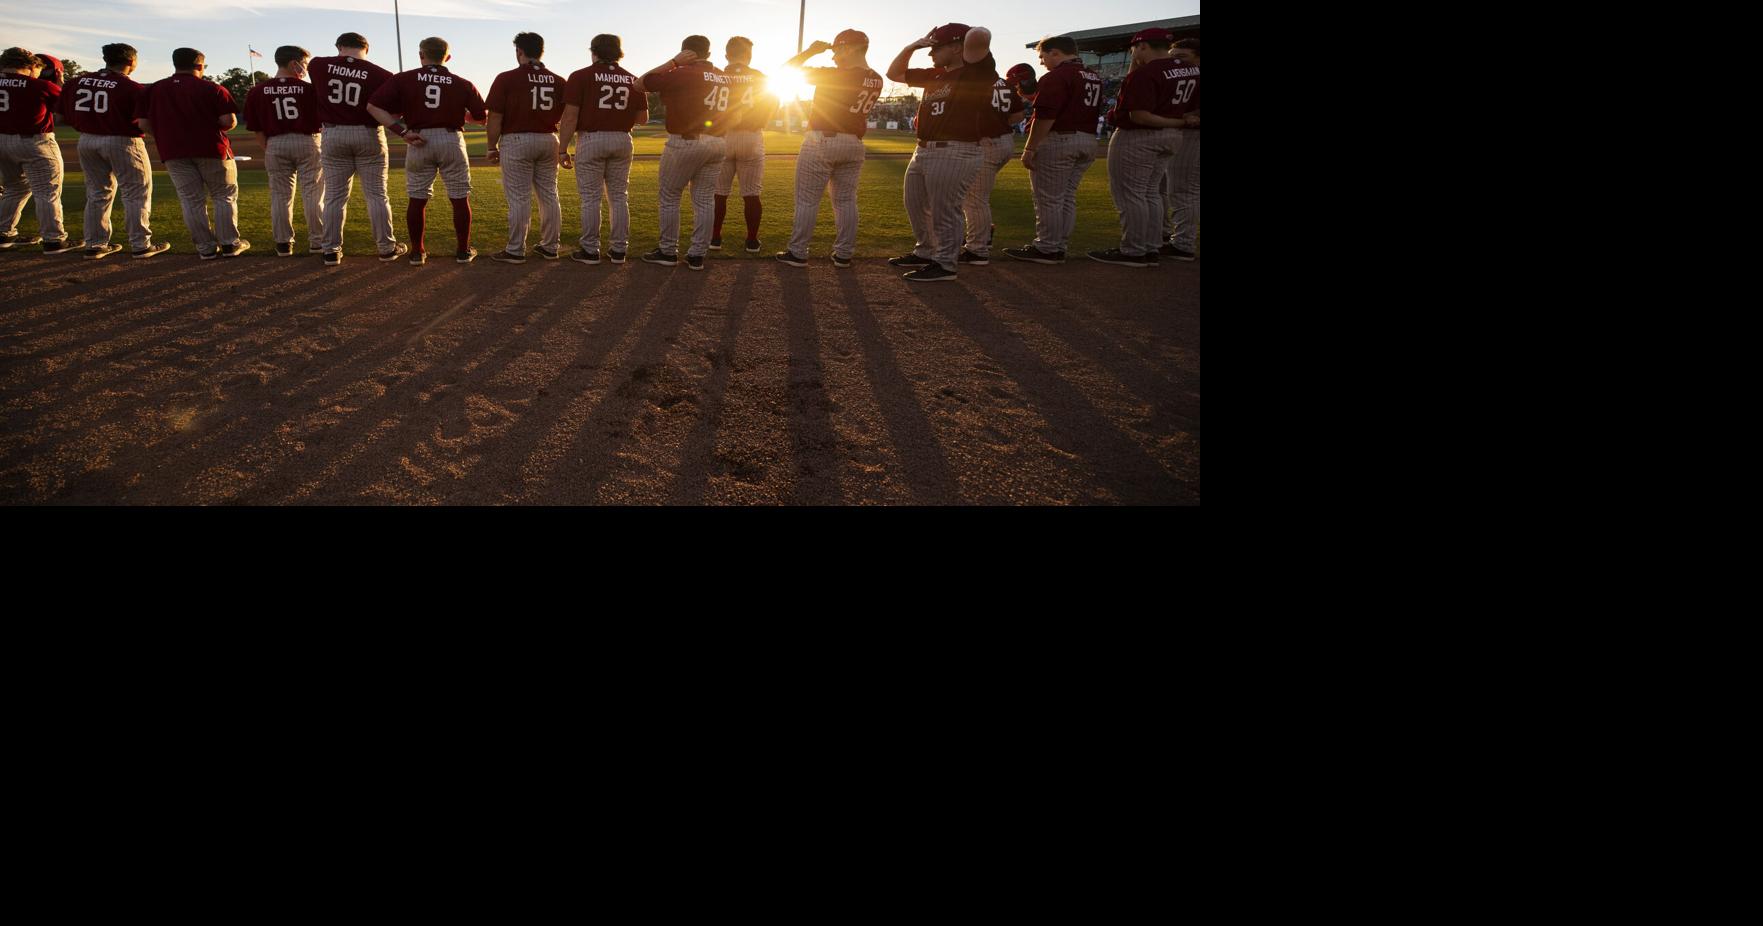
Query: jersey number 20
[[75, 88, 111, 113]]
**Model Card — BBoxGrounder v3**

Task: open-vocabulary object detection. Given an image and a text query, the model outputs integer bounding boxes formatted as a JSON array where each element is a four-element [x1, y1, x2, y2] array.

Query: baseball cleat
[[409, 250, 427, 266], [608, 250, 627, 264], [1004, 246, 1064, 265], [379, 242, 409, 262], [322, 250, 343, 268], [132, 243, 171, 259], [774, 251, 807, 267], [0, 233, 44, 250], [744, 239, 760, 253], [641, 248, 678, 266], [831, 255, 853, 269], [572, 248, 601, 265], [536, 246, 560, 260], [1158, 244, 1197, 261], [219, 239, 251, 258], [709, 236, 723, 250], [85, 243, 125, 260], [309, 244, 327, 254], [903, 265, 957, 283], [957, 249, 990, 266], [1087, 248, 1150, 267], [275, 242, 294, 257], [491, 250, 528, 264], [888, 253, 934, 268], [43, 239, 76, 255], [198, 248, 220, 261], [685, 254, 705, 271], [455, 247, 478, 264]]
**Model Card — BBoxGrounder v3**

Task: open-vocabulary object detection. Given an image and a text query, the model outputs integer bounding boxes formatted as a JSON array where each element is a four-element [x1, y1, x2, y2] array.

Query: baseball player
[[886, 22, 996, 282], [309, 33, 404, 267], [140, 48, 250, 259], [1159, 38, 1200, 261], [57, 43, 164, 259], [367, 36, 487, 265], [956, 53, 1025, 266], [486, 32, 563, 263], [557, 33, 647, 264], [638, 35, 735, 271], [774, 30, 883, 268], [1091, 28, 1186, 267], [243, 45, 326, 257], [1004, 36, 1103, 265], [710, 36, 777, 253], [0, 48, 70, 254]]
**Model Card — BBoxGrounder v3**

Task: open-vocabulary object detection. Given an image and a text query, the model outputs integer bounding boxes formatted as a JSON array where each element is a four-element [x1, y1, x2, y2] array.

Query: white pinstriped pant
[[0, 133, 65, 243], [788, 130, 864, 259], [657, 134, 726, 258], [716, 129, 765, 196], [1106, 127, 1180, 257], [166, 157, 240, 254], [265, 133, 323, 247], [1162, 129, 1201, 251], [574, 130, 633, 254], [499, 131, 560, 253], [904, 141, 981, 272], [320, 124, 396, 254], [77, 134, 153, 250], [405, 128, 471, 199], [961, 132, 1015, 256], [1028, 131, 1097, 254]]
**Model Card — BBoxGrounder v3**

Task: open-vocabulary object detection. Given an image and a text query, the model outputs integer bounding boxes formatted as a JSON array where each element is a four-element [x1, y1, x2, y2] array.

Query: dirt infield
[[0, 253, 1199, 505]]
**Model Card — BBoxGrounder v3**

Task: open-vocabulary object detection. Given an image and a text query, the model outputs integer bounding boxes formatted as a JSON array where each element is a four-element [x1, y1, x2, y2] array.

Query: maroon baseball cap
[[834, 29, 869, 47], [37, 54, 63, 83], [1006, 63, 1035, 83], [929, 23, 971, 46], [1129, 28, 1174, 45]]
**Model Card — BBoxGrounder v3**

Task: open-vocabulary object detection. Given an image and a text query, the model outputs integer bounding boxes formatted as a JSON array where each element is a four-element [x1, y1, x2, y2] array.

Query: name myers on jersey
[[594, 72, 636, 85], [1163, 66, 1199, 79], [418, 70, 455, 84]]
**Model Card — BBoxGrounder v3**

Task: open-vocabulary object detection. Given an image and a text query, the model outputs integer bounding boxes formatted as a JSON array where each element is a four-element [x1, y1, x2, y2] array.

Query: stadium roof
[[1026, 15, 1201, 54]]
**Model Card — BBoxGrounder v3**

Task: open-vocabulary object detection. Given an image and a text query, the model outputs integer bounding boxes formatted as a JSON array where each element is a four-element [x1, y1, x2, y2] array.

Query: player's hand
[[674, 50, 698, 66], [559, 151, 574, 170], [487, 148, 500, 163], [404, 130, 427, 147], [807, 40, 833, 55], [912, 32, 939, 49]]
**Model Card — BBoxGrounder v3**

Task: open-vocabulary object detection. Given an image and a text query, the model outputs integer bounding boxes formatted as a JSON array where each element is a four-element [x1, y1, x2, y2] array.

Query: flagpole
[[394, 0, 404, 72]]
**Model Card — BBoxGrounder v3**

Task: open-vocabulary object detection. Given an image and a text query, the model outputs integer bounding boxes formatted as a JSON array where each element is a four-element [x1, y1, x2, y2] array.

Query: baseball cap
[[1129, 28, 1174, 45], [833, 29, 869, 47], [1006, 63, 1035, 83], [37, 54, 63, 83], [928, 23, 971, 47]]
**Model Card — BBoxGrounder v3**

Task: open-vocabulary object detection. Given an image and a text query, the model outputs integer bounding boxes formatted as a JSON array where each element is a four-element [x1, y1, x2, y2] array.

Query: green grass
[[12, 157, 1128, 258]]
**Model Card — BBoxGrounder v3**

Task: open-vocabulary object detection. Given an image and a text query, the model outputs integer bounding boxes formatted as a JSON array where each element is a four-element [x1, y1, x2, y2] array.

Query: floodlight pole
[[798, 0, 805, 53], [394, 0, 404, 71]]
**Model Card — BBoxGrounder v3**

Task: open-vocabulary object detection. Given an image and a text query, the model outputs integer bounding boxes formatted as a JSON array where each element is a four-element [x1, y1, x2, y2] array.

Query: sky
[[5, 0, 1199, 97]]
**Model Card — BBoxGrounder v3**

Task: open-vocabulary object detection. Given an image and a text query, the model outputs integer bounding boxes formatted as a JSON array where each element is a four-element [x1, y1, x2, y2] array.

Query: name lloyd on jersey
[[524, 71, 557, 84]]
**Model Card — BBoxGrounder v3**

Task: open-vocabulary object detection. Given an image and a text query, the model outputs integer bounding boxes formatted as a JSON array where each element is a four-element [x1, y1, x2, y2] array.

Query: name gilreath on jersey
[[262, 84, 303, 95]]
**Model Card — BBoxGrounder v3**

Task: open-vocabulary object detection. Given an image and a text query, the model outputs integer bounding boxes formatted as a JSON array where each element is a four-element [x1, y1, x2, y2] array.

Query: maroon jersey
[[975, 76, 1025, 137], [244, 77, 321, 136], [643, 61, 732, 136], [720, 64, 776, 133], [1031, 58, 1103, 133], [1169, 63, 1200, 120], [0, 73, 61, 135], [368, 64, 486, 132], [142, 74, 235, 159], [1109, 59, 1187, 130], [803, 67, 883, 136], [58, 69, 146, 136], [561, 63, 647, 132], [903, 60, 997, 142], [308, 55, 394, 126], [487, 62, 564, 133]]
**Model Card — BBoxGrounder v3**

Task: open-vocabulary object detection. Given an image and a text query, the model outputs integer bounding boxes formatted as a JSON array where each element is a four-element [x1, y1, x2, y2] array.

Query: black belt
[[816, 131, 854, 137], [917, 140, 976, 148], [321, 123, 379, 129]]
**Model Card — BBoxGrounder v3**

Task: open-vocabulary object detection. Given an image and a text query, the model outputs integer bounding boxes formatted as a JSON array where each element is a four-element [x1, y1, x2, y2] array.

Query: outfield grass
[[10, 156, 1131, 258]]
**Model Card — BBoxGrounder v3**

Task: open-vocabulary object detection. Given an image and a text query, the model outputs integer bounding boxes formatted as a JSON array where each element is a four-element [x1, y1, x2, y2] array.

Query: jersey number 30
[[327, 79, 361, 106]]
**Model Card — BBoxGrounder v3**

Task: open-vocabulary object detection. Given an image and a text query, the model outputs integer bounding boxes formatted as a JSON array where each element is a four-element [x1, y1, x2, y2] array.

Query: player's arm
[[557, 102, 579, 168], [485, 111, 503, 162], [888, 33, 939, 83], [963, 27, 991, 64], [366, 100, 424, 146], [1183, 110, 1200, 128], [465, 85, 488, 126], [784, 41, 832, 69], [642, 50, 696, 84], [1128, 110, 1182, 127]]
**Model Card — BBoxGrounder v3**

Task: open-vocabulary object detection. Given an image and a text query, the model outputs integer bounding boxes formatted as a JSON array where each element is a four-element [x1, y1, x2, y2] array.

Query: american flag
[[249, 46, 263, 59]]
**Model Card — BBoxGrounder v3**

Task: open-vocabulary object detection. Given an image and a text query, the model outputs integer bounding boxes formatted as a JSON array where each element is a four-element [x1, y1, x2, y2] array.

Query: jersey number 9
[[424, 85, 442, 109]]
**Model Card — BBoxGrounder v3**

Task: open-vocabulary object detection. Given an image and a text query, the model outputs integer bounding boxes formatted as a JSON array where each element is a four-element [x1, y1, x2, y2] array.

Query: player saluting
[[59, 43, 165, 259], [141, 48, 249, 259], [244, 46, 327, 257], [775, 30, 882, 269], [0, 48, 69, 254], [639, 35, 735, 271], [1005, 36, 1104, 265], [558, 34, 647, 265], [309, 33, 404, 267], [710, 36, 777, 254], [1092, 28, 1186, 268], [887, 23, 996, 283], [367, 36, 488, 265], [486, 32, 563, 264]]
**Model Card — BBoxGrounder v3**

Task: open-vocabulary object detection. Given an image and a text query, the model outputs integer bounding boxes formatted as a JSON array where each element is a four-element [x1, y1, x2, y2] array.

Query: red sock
[[407, 199, 427, 253], [450, 197, 471, 252], [713, 194, 728, 237], [743, 195, 762, 242]]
